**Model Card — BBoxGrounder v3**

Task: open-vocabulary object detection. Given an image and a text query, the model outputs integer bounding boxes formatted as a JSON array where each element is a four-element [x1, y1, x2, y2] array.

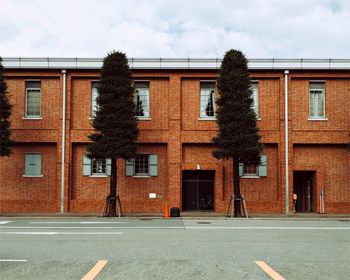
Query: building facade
[[0, 58, 349, 214]]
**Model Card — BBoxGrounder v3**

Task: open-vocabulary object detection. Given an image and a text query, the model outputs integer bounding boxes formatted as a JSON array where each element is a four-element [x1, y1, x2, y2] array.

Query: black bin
[[170, 207, 181, 217]]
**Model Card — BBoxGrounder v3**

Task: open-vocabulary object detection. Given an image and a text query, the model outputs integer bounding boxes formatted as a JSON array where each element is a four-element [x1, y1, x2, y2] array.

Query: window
[[25, 153, 42, 176], [134, 82, 150, 118], [126, 154, 158, 177], [239, 155, 267, 177], [83, 155, 111, 176], [309, 82, 325, 119], [25, 81, 41, 117], [243, 164, 258, 176], [91, 81, 99, 117], [250, 82, 259, 116], [200, 82, 216, 118], [92, 159, 106, 175]]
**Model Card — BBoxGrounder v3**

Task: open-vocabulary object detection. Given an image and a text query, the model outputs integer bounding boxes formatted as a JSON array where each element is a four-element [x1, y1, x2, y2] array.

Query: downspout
[[61, 70, 67, 213], [284, 70, 289, 215]]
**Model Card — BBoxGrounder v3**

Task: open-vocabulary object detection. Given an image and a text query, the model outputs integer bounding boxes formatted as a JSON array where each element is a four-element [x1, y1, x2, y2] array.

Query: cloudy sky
[[0, 0, 349, 58]]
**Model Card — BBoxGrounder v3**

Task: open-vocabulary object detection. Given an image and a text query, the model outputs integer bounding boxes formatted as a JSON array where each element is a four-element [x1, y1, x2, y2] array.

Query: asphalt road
[[0, 217, 349, 280]]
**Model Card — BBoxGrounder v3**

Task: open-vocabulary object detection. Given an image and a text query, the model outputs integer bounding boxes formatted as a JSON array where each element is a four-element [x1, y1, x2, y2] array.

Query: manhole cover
[[197, 222, 211, 224]]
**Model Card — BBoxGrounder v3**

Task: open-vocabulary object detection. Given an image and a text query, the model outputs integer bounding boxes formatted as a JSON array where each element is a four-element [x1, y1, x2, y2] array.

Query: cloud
[[0, 0, 349, 58]]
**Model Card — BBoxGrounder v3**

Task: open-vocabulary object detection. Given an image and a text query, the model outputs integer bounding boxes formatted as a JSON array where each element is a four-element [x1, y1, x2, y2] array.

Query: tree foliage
[[0, 57, 15, 157], [87, 51, 139, 160], [213, 49, 262, 164]]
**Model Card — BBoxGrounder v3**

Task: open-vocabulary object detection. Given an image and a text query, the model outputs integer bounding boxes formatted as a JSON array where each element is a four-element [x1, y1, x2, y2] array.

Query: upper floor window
[[25, 81, 41, 118], [250, 82, 259, 117], [200, 82, 216, 118], [126, 154, 158, 177], [24, 153, 42, 176], [309, 82, 325, 119], [134, 82, 150, 118], [91, 81, 99, 117]]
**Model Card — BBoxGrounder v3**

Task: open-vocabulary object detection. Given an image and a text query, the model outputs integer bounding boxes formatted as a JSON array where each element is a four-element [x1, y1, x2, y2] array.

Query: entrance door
[[293, 171, 315, 212], [182, 170, 214, 211]]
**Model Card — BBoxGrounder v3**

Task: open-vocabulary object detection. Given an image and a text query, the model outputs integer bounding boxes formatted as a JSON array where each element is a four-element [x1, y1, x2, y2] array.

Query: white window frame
[[23, 152, 42, 177], [199, 81, 216, 120], [243, 164, 258, 177], [134, 154, 150, 176], [250, 81, 259, 118], [91, 81, 99, 118], [24, 81, 41, 119], [134, 81, 150, 119], [309, 82, 326, 120], [91, 158, 107, 175]]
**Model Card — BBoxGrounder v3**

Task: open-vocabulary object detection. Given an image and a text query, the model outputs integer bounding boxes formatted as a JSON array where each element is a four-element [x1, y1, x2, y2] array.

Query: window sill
[[89, 175, 108, 177], [241, 175, 260, 179], [137, 117, 152, 121], [308, 117, 328, 121], [256, 117, 261, 121], [23, 117, 42, 120], [132, 175, 151, 178], [198, 117, 216, 121], [23, 175, 43, 178]]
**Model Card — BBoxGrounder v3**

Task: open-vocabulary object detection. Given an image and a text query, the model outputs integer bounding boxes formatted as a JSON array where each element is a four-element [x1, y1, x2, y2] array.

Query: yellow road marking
[[81, 260, 108, 280], [255, 261, 285, 280]]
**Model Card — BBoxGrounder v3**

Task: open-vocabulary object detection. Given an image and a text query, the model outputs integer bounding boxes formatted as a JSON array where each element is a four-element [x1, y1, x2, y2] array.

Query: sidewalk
[[1, 211, 350, 220]]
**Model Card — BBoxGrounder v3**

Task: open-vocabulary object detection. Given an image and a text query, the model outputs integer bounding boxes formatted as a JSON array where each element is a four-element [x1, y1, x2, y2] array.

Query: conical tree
[[0, 57, 15, 157], [87, 51, 139, 217], [212, 49, 263, 217]]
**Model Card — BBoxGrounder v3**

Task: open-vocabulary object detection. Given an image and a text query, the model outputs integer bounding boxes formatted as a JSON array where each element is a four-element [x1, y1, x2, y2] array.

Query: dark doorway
[[293, 171, 316, 212], [182, 170, 215, 211]]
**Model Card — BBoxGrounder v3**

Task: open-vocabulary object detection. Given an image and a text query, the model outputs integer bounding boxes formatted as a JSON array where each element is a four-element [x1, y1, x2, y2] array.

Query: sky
[[0, 0, 349, 58]]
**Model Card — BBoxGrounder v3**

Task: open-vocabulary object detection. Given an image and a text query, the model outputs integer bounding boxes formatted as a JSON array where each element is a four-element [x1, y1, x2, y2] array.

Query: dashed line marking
[[255, 261, 285, 280], [0, 232, 123, 235], [30, 221, 128, 224], [81, 260, 108, 280], [0, 221, 12, 225], [0, 259, 28, 262]]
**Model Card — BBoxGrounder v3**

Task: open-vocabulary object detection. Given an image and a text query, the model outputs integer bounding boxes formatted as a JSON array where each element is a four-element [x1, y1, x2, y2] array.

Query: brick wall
[[0, 144, 57, 212]]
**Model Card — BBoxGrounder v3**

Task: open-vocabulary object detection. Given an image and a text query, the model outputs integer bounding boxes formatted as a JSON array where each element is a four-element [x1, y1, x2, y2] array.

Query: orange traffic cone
[[164, 203, 169, 219]]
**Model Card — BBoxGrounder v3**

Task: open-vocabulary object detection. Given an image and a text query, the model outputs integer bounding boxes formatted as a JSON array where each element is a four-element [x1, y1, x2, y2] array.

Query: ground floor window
[[126, 154, 158, 177]]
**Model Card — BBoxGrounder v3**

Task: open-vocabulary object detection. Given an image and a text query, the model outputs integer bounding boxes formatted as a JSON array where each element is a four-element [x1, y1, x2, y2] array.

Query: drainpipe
[[61, 70, 67, 213], [284, 70, 289, 215]]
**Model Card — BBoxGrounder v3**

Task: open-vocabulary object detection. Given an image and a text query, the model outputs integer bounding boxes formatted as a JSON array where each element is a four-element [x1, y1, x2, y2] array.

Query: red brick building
[[0, 58, 349, 214]]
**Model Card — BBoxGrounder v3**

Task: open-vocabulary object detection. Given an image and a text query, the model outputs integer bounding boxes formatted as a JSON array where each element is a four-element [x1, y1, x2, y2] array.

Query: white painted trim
[[137, 117, 152, 120], [241, 175, 260, 179], [22, 117, 42, 120], [308, 117, 328, 121], [89, 175, 108, 178], [198, 117, 216, 121], [22, 175, 43, 177]]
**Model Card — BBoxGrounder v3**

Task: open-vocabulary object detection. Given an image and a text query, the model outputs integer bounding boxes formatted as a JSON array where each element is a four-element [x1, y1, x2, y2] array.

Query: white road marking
[[0, 221, 12, 224], [185, 226, 350, 230], [0, 231, 123, 235], [30, 221, 128, 224], [255, 261, 285, 280], [0, 226, 185, 229], [0, 259, 28, 262]]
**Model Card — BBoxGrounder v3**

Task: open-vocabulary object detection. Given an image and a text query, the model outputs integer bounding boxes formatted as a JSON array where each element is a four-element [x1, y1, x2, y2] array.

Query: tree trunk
[[233, 156, 241, 217], [108, 157, 117, 217]]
